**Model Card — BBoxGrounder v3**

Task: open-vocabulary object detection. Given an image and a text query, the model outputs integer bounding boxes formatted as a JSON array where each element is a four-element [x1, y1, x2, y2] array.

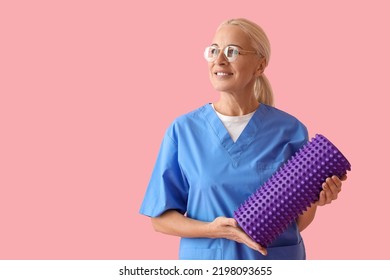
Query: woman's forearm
[[297, 204, 317, 232], [296, 175, 345, 232], [151, 210, 267, 255], [151, 210, 211, 238]]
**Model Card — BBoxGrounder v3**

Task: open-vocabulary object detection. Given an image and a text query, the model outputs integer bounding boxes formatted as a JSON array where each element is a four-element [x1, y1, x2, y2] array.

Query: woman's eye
[[226, 47, 238, 57]]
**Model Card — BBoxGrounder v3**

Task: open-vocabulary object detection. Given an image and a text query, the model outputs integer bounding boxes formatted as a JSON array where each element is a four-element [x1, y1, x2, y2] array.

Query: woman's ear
[[255, 57, 266, 77]]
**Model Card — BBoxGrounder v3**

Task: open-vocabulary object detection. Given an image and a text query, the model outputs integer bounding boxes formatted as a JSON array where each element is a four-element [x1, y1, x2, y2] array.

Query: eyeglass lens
[[204, 46, 239, 62]]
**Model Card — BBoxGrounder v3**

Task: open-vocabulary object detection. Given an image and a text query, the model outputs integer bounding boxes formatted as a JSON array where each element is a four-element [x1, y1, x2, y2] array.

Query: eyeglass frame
[[204, 44, 259, 62]]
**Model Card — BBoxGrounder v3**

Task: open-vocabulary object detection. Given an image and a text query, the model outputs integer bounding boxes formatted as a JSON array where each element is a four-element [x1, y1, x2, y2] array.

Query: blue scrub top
[[140, 103, 309, 260]]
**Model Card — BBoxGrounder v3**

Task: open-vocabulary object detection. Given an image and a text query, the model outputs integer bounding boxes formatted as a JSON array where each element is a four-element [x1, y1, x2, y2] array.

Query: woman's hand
[[207, 217, 267, 256], [316, 175, 347, 206], [151, 210, 267, 255]]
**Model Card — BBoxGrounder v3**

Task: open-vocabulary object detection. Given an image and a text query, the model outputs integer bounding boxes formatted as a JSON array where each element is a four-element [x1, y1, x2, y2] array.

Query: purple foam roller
[[233, 134, 351, 248]]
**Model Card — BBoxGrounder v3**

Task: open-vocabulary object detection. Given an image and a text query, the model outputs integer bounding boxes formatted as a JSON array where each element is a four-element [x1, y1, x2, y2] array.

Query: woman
[[139, 18, 346, 260]]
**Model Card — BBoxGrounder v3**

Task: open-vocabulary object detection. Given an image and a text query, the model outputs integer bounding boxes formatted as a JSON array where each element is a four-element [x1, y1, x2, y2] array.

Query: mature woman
[[140, 18, 346, 260]]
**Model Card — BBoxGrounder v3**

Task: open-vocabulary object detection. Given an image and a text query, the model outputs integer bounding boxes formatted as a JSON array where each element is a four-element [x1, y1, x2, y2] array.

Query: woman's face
[[208, 25, 264, 96]]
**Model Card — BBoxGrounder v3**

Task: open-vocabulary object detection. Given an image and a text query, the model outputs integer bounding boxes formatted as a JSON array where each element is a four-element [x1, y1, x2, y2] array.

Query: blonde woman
[[140, 18, 345, 260]]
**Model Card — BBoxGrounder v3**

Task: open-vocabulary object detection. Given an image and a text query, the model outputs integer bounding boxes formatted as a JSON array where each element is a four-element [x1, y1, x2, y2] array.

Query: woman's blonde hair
[[218, 18, 274, 106]]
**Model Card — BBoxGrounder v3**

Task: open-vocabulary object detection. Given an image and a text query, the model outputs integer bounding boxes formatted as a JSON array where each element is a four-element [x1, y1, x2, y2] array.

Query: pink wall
[[1, 0, 389, 259]]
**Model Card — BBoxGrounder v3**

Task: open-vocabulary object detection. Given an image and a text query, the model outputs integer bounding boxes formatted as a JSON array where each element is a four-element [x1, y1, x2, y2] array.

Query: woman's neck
[[213, 93, 259, 116]]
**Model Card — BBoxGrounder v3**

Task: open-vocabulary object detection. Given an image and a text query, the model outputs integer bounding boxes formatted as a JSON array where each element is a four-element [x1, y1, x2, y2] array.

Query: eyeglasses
[[204, 45, 257, 62]]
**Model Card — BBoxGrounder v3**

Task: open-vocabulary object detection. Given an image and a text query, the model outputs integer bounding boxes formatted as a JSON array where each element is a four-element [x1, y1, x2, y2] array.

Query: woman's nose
[[215, 49, 228, 65]]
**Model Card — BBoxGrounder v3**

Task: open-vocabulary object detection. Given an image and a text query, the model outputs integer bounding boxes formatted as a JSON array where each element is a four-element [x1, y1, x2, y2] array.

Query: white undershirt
[[211, 104, 255, 142]]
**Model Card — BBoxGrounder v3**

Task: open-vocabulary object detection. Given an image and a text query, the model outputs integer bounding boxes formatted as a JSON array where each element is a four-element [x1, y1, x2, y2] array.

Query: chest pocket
[[257, 161, 284, 185]]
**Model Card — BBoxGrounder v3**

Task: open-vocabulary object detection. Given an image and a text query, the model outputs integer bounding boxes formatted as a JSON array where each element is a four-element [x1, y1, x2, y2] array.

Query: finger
[[330, 176, 342, 195], [317, 189, 326, 206], [234, 228, 267, 255], [331, 175, 342, 189], [340, 174, 347, 181], [321, 185, 334, 205], [323, 183, 335, 204], [225, 218, 239, 227], [324, 178, 339, 200], [241, 234, 267, 255], [257, 246, 268, 256], [325, 190, 333, 204]]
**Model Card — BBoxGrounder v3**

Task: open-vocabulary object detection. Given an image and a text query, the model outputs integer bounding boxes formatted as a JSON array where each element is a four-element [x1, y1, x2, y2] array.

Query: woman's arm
[[297, 204, 318, 232], [297, 175, 347, 232], [151, 210, 267, 255]]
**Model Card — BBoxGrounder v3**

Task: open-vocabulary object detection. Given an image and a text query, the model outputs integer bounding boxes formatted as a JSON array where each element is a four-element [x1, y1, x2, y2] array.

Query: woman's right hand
[[207, 217, 267, 256], [152, 211, 267, 255]]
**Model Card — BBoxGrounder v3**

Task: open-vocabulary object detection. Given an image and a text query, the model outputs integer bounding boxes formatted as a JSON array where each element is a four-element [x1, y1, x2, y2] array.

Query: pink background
[[1, 0, 389, 259]]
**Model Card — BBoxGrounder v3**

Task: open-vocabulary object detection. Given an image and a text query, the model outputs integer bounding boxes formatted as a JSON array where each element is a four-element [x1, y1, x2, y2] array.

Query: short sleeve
[[139, 127, 189, 217], [295, 121, 309, 147]]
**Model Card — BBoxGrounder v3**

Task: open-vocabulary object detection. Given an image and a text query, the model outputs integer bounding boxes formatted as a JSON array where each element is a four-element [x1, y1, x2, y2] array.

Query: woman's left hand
[[316, 175, 347, 206]]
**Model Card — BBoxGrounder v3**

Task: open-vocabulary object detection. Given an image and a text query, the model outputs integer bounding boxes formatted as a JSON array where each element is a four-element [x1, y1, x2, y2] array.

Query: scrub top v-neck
[[140, 103, 309, 260], [211, 104, 255, 143]]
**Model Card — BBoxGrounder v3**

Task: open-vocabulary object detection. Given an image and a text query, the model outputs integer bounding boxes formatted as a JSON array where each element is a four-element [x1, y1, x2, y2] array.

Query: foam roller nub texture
[[233, 134, 351, 248]]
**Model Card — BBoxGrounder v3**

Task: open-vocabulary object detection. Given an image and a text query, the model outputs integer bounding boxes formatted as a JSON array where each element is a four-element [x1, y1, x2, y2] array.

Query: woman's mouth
[[215, 72, 233, 76]]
